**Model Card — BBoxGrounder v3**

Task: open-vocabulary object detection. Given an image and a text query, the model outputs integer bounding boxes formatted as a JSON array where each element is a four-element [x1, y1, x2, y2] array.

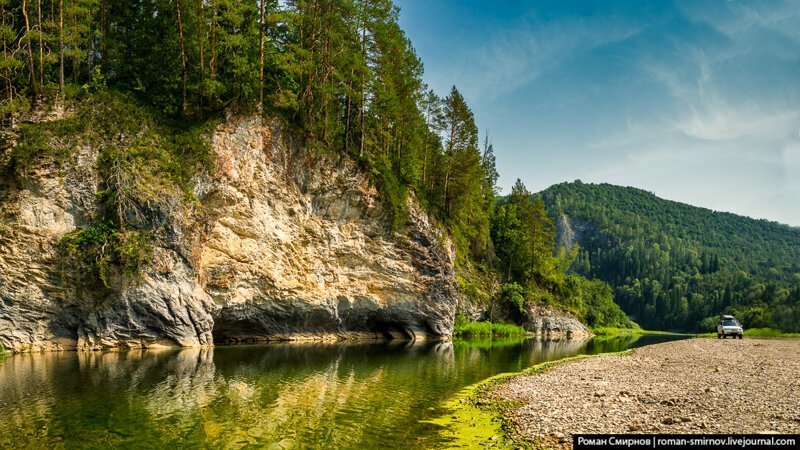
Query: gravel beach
[[491, 338, 800, 449]]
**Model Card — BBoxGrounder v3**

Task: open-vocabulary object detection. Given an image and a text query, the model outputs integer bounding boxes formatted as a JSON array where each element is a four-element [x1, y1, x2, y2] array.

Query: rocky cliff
[[554, 213, 596, 252], [0, 114, 458, 352], [524, 303, 592, 339]]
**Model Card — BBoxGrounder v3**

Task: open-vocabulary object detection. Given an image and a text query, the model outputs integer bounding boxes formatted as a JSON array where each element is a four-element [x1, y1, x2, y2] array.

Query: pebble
[[487, 339, 800, 449]]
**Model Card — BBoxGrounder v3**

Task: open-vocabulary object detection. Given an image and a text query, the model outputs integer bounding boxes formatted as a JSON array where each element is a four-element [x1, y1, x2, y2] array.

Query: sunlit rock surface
[[524, 303, 592, 339], [0, 115, 457, 351]]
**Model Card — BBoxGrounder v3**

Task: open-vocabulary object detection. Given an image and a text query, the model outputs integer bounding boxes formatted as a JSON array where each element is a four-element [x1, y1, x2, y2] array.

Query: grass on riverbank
[[428, 350, 634, 449], [696, 328, 800, 339], [453, 320, 527, 338], [590, 326, 679, 336]]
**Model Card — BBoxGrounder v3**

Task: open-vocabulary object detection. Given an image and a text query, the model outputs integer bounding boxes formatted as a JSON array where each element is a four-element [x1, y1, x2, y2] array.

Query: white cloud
[[408, 0, 800, 225], [449, 15, 641, 105], [680, 0, 800, 45], [640, 44, 798, 139], [785, 142, 800, 168]]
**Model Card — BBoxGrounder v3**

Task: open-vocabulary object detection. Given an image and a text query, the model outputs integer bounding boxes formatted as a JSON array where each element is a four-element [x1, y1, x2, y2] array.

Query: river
[[0, 334, 686, 448]]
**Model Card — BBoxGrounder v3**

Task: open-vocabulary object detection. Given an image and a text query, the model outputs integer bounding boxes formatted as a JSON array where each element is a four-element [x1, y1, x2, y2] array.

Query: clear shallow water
[[0, 334, 686, 448]]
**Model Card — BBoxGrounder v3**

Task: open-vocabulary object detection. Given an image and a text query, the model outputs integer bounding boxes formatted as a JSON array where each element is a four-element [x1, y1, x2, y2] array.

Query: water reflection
[[0, 334, 685, 448]]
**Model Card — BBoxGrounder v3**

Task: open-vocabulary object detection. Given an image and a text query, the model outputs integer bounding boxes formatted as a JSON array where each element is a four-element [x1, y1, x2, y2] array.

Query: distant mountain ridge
[[539, 181, 800, 332]]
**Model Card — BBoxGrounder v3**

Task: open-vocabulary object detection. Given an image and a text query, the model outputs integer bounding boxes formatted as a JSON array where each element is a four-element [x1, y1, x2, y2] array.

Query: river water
[[0, 334, 685, 448]]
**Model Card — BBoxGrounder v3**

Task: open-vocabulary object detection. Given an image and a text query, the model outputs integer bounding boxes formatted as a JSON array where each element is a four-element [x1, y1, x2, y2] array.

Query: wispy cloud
[[450, 15, 641, 104], [678, 0, 800, 44], [641, 47, 800, 142], [400, 0, 800, 225], [583, 7, 800, 225]]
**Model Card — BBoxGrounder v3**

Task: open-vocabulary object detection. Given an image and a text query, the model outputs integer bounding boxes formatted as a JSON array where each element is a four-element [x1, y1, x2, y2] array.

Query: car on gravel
[[717, 315, 743, 339]]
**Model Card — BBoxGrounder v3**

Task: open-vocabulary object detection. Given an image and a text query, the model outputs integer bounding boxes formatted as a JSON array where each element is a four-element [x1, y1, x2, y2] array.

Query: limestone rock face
[[0, 115, 458, 352], [555, 214, 596, 252], [0, 140, 100, 352], [524, 303, 592, 339], [198, 117, 457, 342]]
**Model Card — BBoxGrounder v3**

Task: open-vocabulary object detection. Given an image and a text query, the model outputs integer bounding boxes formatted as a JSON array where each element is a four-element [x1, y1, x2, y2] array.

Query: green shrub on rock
[[58, 222, 154, 293]]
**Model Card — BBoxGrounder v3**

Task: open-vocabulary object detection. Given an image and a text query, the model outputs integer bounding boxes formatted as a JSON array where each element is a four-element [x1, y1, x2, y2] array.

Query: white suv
[[717, 315, 743, 339]]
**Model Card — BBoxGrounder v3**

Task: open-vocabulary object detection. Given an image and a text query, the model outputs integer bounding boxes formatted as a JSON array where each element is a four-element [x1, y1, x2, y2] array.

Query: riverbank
[[590, 326, 681, 336], [696, 328, 800, 339], [428, 352, 631, 449], [472, 338, 800, 449]]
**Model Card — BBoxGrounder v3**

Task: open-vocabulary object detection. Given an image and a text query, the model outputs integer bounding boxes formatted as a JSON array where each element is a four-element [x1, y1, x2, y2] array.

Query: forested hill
[[540, 181, 800, 332]]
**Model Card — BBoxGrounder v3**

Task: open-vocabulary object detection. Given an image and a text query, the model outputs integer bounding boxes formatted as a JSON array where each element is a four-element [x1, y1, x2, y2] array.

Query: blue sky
[[396, 0, 800, 226]]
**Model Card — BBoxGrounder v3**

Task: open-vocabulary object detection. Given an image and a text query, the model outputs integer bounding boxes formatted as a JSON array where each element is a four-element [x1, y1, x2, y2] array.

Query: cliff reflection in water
[[0, 334, 684, 448]]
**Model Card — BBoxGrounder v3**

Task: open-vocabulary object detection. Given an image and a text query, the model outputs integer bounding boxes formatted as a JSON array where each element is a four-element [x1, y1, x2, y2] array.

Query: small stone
[[628, 423, 643, 432], [681, 417, 692, 423]]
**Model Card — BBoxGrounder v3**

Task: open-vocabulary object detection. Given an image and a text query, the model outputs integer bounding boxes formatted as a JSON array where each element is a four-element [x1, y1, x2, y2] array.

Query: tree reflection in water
[[0, 334, 685, 448]]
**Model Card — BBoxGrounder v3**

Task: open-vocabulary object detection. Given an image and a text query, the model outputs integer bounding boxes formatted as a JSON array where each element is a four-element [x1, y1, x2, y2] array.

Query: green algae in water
[[427, 351, 635, 449], [0, 335, 686, 449]]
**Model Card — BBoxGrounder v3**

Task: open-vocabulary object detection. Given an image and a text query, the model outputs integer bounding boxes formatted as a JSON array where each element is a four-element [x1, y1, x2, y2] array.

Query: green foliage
[[8, 118, 84, 177], [456, 274, 481, 304], [491, 180, 556, 285], [487, 179, 633, 330], [58, 222, 154, 294], [8, 92, 214, 199], [540, 181, 800, 332], [455, 261, 497, 311], [568, 276, 635, 328], [743, 328, 800, 338], [588, 327, 676, 337], [453, 313, 470, 331], [85, 91, 215, 199], [697, 316, 720, 332], [453, 317, 527, 338], [366, 154, 408, 231], [438, 86, 494, 261], [731, 306, 774, 329], [59, 221, 116, 290], [500, 283, 525, 315], [116, 229, 156, 279]]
